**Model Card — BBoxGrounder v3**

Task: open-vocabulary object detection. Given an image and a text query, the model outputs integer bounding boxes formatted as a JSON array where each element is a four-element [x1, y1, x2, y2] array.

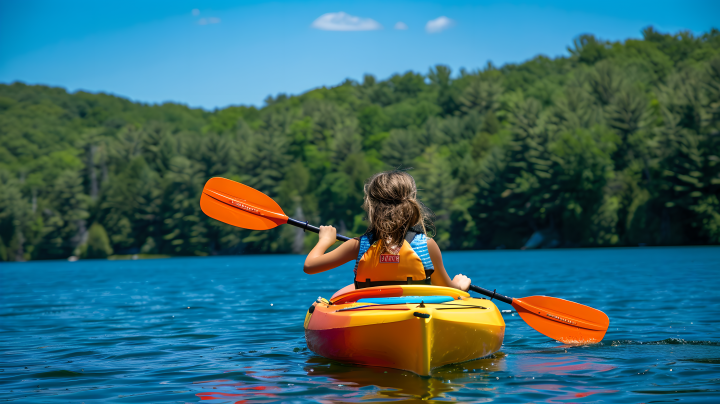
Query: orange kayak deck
[[304, 285, 505, 376]]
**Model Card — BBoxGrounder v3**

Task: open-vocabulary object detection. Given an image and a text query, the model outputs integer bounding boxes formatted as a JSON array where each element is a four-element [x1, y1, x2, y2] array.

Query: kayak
[[202, 177, 610, 353], [304, 285, 505, 376]]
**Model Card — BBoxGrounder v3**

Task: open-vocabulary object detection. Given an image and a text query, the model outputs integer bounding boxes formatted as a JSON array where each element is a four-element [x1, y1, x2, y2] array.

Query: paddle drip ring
[[490, 289, 497, 301], [303, 220, 308, 232]]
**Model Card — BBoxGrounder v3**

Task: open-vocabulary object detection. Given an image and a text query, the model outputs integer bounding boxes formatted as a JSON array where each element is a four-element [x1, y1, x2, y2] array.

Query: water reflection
[[517, 384, 618, 403], [302, 353, 507, 402], [191, 354, 508, 402], [191, 350, 626, 403], [516, 354, 615, 376], [195, 378, 281, 402]]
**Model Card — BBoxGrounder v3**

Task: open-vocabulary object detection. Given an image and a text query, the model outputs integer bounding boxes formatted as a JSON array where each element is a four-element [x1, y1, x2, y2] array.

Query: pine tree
[[0, 170, 38, 261], [459, 78, 502, 115], [605, 87, 651, 171], [196, 133, 235, 179], [246, 120, 290, 198], [381, 128, 423, 168], [590, 61, 624, 106], [162, 156, 208, 255], [38, 170, 89, 258], [428, 65, 459, 115], [141, 123, 176, 174], [415, 146, 457, 248], [98, 156, 162, 253]]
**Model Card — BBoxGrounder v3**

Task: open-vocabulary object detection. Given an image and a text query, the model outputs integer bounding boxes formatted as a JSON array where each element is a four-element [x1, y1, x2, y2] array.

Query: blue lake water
[[1, 247, 719, 402]]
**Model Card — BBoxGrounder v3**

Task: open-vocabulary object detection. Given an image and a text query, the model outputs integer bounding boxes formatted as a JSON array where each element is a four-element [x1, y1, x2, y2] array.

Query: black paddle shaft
[[286, 217, 352, 242], [469, 285, 513, 304]]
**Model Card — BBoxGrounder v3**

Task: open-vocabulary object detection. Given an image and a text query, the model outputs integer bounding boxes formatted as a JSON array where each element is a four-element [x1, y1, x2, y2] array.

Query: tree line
[[1, 27, 719, 261]]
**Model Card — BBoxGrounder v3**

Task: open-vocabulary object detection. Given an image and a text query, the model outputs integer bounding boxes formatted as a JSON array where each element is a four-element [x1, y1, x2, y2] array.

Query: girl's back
[[303, 170, 470, 297]]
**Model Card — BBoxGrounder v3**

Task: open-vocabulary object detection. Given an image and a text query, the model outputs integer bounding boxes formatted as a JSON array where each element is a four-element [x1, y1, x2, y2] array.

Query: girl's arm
[[427, 238, 471, 291], [303, 226, 359, 274]]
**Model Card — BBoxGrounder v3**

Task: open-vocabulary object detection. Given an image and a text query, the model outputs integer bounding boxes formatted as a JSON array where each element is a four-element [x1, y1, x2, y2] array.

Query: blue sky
[[0, 0, 716, 109]]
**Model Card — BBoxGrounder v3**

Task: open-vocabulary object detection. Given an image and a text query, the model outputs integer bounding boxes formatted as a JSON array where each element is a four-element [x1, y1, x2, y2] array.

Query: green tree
[[162, 156, 208, 255], [39, 170, 89, 258], [1, 28, 719, 259], [80, 222, 113, 258]]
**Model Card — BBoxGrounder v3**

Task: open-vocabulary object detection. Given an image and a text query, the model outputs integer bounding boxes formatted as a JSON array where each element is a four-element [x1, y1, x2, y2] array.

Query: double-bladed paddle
[[200, 177, 609, 344]]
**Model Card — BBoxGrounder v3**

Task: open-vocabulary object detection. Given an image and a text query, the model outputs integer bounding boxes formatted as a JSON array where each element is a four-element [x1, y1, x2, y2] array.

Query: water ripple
[[1, 247, 719, 402]]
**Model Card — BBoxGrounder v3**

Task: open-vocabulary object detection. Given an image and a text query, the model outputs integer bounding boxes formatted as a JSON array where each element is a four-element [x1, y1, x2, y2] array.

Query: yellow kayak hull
[[304, 285, 505, 376]]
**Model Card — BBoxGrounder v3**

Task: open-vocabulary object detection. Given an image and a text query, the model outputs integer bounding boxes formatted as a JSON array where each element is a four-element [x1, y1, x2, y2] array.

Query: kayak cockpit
[[330, 285, 470, 304]]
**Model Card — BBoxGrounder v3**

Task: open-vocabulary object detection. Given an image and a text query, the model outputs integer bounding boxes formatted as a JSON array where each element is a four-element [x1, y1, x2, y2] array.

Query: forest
[[1, 27, 719, 261]]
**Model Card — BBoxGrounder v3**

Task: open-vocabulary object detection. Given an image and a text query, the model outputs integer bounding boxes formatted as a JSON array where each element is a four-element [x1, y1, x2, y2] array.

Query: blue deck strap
[[357, 295, 455, 305]]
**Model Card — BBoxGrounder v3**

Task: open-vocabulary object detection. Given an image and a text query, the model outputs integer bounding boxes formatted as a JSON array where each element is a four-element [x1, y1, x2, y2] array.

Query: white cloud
[[425, 16, 455, 33], [394, 21, 408, 30], [311, 12, 382, 31], [192, 9, 200, 16], [198, 17, 220, 25]]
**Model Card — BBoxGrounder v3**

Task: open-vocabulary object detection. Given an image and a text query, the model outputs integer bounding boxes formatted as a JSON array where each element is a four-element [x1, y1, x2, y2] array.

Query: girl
[[303, 170, 471, 298]]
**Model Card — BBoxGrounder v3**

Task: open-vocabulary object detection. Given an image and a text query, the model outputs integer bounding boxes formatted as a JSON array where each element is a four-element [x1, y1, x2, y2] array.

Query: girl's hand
[[453, 274, 471, 292], [318, 225, 337, 246]]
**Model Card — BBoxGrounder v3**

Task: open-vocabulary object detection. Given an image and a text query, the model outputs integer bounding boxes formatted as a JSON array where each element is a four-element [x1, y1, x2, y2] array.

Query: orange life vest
[[354, 227, 434, 289]]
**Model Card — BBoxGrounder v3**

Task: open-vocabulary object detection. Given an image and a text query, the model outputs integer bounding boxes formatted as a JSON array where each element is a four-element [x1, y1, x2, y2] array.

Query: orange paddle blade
[[200, 177, 288, 230], [512, 296, 609, 344]]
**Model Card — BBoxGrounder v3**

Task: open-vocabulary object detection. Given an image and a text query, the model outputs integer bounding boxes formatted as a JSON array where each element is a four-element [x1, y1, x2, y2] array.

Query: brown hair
[[362, 170, 434, 253]]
